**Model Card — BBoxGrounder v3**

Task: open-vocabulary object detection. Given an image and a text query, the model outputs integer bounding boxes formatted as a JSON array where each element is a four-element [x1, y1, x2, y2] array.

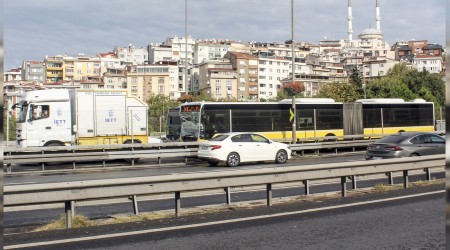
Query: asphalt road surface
[[5, 184, 445, 250]]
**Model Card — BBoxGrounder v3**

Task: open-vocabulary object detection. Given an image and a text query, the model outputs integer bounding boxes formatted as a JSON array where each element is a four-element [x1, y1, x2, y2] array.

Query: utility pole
[[291, 0, 296, 144], [185, 0, 188, 96]]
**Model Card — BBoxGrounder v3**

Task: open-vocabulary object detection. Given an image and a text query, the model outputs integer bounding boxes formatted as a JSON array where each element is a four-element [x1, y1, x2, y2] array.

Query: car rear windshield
[[208, 134, 229, 141], [376, 135, 408, 144]]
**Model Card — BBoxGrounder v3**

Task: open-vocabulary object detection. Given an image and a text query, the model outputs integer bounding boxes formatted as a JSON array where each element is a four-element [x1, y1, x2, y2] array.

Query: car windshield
[[376, 135, 409, 144], [208, 134, 229, 141]]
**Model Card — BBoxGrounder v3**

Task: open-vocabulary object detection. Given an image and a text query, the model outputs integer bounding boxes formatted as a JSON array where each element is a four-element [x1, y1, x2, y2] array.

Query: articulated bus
[[168, 98, 435, 142]]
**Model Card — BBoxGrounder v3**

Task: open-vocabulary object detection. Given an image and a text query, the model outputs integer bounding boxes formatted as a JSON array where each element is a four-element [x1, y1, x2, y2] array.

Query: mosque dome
[[358, 28, 383, 40]]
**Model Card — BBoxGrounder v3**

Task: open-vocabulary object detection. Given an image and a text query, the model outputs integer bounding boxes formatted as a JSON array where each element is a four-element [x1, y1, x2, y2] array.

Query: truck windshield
[[180, 110, 201, 141]]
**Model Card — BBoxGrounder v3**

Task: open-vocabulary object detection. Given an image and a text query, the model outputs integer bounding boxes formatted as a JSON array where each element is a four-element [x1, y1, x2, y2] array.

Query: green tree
[[349, 66, 364, 98], [3, 111, 16, 142], [366, 63, 445, 108], [147, 94, 178, 133], [317, 81, 360, 102]]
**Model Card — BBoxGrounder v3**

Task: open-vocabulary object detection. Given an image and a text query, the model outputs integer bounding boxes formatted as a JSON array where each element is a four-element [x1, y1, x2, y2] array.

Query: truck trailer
[[12, 89, 148, 147]]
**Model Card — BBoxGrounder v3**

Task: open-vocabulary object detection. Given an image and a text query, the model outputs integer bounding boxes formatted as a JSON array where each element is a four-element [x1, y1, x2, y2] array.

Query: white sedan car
[[198, 132, 292, 167]]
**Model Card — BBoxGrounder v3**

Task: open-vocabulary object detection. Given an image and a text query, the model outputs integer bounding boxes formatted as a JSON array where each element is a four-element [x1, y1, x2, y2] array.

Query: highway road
[[5, 184, 445, 250], [5, 153, 367, 185], [4, 153, 445, 233]]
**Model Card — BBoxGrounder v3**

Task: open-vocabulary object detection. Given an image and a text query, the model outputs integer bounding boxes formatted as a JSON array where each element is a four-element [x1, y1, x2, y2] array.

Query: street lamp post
[[185, 0, 188, 96], [291, 0, 296, 144]]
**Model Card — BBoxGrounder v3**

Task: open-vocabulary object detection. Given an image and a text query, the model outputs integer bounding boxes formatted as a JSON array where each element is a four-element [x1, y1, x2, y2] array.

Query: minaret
[[347, 0, 353, 41], [376, 0, 381, 32]]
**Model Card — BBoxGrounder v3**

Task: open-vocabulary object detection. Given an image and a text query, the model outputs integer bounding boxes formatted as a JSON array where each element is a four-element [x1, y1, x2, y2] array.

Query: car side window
[[231, 134, 253, 142], [428, 135, 445, 144], [410, 134, 428, 144], [251, 134, 269, 143]]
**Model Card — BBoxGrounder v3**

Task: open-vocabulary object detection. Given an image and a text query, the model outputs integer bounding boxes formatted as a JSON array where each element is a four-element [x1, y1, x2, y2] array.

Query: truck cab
[[14, 90, 72, 147]]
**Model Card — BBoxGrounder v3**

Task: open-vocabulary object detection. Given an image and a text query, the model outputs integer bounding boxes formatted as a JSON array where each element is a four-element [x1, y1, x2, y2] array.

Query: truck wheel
[[124, 140, 141, 163], [43, 142, 64, 166]]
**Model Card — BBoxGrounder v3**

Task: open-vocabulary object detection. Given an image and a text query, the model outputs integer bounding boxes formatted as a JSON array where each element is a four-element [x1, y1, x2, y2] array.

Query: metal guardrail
[[4, 132, 444, 172], [4, 154, 444, 228]]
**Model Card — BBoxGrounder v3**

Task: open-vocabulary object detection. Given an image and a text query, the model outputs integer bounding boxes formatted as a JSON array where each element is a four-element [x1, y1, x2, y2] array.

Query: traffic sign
[[289, 108, 294, 123]]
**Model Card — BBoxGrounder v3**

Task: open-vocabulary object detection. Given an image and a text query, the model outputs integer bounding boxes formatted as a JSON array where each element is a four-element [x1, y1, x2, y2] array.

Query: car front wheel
[[275, 150, 288, 164], [226, 152, 240, 167]]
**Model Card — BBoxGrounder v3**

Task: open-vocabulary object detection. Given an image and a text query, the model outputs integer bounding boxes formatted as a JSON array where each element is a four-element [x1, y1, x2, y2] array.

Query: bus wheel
[[226, 152, 240, 167], [275, 150, 288, 164]]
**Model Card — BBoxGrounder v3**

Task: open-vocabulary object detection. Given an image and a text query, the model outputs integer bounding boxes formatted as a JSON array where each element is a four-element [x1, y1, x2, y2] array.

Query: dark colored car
[[366, 132, 445, 160]]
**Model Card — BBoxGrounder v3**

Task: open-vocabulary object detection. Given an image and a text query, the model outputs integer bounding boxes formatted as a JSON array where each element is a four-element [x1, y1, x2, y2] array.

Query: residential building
[[257, 52, 290, 100], [413, 55, 443, 74], [114, 44, 148, 65], [21, 61, 45, 82], [197, 59, 238, 100], [98, 51, 123, 75], [126, 62, 179, 102], [224, 51, 259, 101]]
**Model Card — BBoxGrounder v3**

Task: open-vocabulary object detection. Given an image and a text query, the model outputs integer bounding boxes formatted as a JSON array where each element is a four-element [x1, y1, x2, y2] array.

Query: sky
[[3, 0, 445, 71]]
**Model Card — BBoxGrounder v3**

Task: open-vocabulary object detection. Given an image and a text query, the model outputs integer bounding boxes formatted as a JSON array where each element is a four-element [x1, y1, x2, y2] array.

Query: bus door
[[343, 103, 363, 136]]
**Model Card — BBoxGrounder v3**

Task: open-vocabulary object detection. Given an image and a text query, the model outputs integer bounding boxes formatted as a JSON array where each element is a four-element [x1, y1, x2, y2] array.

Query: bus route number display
[[182, 105, 201, 112]]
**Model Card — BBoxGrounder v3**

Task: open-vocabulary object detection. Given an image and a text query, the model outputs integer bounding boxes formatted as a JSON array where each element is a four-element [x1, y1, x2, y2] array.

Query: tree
[[365, 63, 445, 108], [348, 66, 364, 98], [317, 81, 360, 102], [147, 94, 178, 133], [177, 94, 194, 103], [282, 82, 305, 97]]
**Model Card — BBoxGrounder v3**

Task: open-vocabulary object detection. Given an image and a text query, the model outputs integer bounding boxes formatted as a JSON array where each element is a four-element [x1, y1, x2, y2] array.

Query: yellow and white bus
[[169, 98, 435, 142]]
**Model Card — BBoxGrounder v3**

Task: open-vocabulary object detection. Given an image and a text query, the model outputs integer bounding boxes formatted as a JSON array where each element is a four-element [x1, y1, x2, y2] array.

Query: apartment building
[[21, 61, 45, 82], [413, 55, 443, 74], [102, 68, 127, 90], [224, 51, 259, 101], [114, 44, 148, 65], [98, 51, 124, 75], [148, 43, 172, 64], [44, 54, 101, 83], [164, 36, 196, 66], [126, 62, 179, 102], [194, 39, 231, 65], [3, 68, 22, 82], [257, 53, 290, 100], [197, 59, 238, 100]]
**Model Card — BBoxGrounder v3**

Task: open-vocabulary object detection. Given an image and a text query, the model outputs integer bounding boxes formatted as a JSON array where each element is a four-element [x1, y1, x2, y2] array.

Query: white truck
[[12, 89, 148, 147]]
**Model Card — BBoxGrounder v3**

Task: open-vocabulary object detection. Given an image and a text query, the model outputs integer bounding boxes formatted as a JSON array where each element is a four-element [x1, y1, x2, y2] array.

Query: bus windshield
[[180, 106, 202, 141]]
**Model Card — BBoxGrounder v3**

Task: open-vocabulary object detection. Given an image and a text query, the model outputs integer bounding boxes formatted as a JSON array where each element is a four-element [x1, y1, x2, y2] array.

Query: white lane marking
[[5, 190, 444, 249]]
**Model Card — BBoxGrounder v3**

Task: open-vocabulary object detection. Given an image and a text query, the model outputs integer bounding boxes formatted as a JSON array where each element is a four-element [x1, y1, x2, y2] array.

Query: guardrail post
[[158, 146, 162, 164], [41, 150, 45, 171], [72, 149, 76, 170], [131, 147, 135, 166], [102, 148, 106, 168], [184, 146, 188, 164], [350, 175, 357, 189], [266, 183, 272, 206], [224, 187, 231, 205], [175, 191, 181, 217], [387, 172, 394, 185], [65, 201, 74, 229], [303, 180, 310, 195], [130, 195, 139, 215], [7, 152, 12, 173], [403, 170, 409, 188], [424, 168, 431, 181], [341, 177, 347, 197]]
